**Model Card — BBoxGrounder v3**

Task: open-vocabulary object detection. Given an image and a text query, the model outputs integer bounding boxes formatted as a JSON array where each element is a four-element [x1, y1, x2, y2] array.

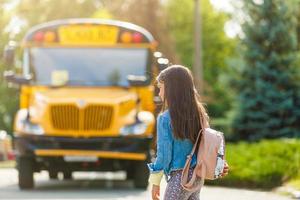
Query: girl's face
[[157, 82, 165, 101]]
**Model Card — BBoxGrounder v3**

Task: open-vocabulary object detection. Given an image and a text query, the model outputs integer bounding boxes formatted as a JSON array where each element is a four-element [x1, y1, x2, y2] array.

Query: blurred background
[[0, 0, 299, 199]]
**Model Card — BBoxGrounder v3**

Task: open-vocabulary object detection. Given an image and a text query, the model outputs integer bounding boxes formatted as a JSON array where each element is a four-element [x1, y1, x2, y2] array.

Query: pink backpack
[[181, 120, 226, 192]]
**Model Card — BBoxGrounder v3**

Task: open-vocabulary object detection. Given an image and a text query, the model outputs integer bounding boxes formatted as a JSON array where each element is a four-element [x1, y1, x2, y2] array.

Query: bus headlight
[[17, 119, 44, 135], [24, 122, 44, 135], [137, 111, 154, 124], [120, 122, 148, 136]]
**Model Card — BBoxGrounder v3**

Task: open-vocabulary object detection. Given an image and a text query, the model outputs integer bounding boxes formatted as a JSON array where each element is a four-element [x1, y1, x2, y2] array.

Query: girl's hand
[[221, 161, 229, 177], [151, 184, 160, 200]]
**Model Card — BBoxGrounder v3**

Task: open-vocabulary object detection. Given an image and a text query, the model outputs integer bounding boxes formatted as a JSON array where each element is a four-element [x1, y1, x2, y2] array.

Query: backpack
[[181, 119, 226, 192]]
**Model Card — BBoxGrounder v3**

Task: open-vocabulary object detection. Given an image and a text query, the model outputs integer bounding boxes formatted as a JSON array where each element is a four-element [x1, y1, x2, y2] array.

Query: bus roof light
[[44, 31, 56, 42], [133, 32, 143, 43], [121, 32, 132, 43], [154, 51, 163, 58], [34, 31, 44, 42]]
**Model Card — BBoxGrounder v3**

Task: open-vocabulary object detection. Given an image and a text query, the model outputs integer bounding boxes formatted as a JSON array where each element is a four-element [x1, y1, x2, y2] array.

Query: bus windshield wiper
[[50, 79, 129, 88]]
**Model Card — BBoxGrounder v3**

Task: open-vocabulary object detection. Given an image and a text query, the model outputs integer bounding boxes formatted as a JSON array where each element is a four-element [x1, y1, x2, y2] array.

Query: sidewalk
[[158, 177, 293, 200]]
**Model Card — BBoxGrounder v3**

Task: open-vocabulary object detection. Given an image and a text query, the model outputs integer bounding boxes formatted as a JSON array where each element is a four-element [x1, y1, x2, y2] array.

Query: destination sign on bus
[[58, 25, 119, 45]]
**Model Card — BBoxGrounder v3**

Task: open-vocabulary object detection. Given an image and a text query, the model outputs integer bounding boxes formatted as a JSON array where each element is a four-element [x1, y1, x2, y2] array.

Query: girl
[[147, 65, 228, 200]]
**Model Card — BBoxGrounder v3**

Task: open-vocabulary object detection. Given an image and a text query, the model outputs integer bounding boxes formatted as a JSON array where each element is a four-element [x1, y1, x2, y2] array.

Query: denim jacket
[[147, 109, 197, 181]]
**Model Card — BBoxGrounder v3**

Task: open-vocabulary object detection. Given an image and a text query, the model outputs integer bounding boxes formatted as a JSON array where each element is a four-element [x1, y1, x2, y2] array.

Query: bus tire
[[18, 157, 34, 189], [133, 160, 149, 189], [49, 170, 58, 179], [126, 168, 135, 180], [63, 171, 72, 180]]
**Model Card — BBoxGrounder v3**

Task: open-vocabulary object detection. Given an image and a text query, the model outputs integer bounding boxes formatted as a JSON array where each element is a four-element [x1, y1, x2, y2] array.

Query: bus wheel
[[133, 160, 149, 189], [126, 168, 134, 180], [63, 171, 72, 180], [48, 170, 58, 179], [18, 156, 34, 189]]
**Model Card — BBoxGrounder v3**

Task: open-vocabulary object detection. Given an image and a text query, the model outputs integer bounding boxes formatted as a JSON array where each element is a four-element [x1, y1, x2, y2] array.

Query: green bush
[[206, 139, 300, 189], [211, 117, 234, 141]]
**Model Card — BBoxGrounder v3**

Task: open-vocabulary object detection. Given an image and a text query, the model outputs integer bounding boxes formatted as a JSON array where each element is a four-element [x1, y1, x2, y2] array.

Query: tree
[[165, 0, 237, 117], [232, 0, 300, 141], [101, 0, 179, 63], [0, 1, 19, 135]]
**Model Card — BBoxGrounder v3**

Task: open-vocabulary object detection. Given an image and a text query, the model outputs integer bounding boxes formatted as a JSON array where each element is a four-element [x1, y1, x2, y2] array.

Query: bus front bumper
[[14, 135, 152, 161]]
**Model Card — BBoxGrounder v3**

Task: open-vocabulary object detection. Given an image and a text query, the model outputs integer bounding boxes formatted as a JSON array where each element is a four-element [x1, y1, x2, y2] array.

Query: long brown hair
[[156, 65, 209, 144]]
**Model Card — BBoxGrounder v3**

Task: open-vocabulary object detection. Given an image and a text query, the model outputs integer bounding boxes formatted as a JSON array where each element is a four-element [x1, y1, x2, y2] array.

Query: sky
[[210, 0, 243, 38], [210, 0, 234, 12]]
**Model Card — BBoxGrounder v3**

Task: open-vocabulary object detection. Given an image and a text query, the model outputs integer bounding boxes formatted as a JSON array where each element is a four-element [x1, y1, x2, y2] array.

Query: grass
[[286, 175, 300, 190], [206, 138, 300, 190]]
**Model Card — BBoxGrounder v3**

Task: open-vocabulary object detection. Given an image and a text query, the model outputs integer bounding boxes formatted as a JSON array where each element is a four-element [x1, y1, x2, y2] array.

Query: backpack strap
[[181, 114, 208, 192], [186, 113, 207, 159], [181, 157, 205, 192], [189, 127, 202, 157]]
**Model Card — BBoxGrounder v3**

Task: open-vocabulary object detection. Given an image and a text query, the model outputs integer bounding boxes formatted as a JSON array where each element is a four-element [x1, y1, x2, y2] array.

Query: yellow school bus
[[3, 18, 168, 189]]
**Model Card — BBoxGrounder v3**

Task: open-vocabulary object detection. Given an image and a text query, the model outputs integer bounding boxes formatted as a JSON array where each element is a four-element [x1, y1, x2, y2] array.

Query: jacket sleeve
[[147, 114, 173, 176], [148, 171, 164, 186]]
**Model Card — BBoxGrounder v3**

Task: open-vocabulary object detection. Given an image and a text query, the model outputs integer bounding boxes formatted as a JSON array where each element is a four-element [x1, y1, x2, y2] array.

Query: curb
[[275, 186, 300, 199]]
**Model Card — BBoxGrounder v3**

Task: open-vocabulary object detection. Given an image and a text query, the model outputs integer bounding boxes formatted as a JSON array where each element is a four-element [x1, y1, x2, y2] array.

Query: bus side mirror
[[3, 70, 32, 85], [157, 57, 169, 72], [154, 51, 169, 72], [127, 75, 148, 87], [3, 42, 17, 68]]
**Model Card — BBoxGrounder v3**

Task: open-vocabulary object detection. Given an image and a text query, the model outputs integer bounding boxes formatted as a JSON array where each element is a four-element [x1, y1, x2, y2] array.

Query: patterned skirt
[[164, 167, 202, 200]]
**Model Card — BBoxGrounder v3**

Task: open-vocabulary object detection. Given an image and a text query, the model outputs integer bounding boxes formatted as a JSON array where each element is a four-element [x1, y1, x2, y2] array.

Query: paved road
[[0, 168, 292, 200]]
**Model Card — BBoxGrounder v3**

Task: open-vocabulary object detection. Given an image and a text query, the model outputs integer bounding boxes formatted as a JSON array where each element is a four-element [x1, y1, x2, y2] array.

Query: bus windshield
[[29, 47, 150, 86]]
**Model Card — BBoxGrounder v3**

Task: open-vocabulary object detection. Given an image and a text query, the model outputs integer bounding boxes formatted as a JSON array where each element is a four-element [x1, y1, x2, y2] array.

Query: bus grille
[[50, 104, 113, 131]]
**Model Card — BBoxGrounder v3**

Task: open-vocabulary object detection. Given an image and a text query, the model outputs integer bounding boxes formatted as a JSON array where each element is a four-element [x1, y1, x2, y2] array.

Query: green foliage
[[210, 108, 238, 141], [0, 81, 19, 136], [8, 0, 99, 42], [0, 2, 19, 135], [15, 0, 97, 26], [207, 139, 300, 189], [165, 0, 237, 117], [287, 176, 300, 190], [103, 0, 179, 63], [232, 0, 300, 141]]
